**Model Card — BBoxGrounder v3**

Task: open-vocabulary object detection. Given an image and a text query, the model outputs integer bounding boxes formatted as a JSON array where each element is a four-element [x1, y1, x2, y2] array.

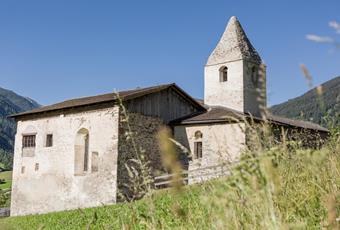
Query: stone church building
[[10, 16, 328, 216]]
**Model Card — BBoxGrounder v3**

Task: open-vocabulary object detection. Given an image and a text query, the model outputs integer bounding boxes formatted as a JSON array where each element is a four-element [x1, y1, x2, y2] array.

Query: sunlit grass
[[1, 145, 338, 229], [0, 171, 12, 190]]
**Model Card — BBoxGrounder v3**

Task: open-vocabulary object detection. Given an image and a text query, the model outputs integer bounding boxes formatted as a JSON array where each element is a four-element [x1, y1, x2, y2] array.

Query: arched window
[[193, 130, 203, 159], [194, 131, 203, 139], [74, 128, 89, 175], [219, 66, 228, 82]]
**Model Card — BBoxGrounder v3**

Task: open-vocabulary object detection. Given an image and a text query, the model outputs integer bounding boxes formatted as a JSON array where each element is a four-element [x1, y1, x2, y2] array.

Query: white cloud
[[329, 21, 340, 34], [305, 34, 334, 43]]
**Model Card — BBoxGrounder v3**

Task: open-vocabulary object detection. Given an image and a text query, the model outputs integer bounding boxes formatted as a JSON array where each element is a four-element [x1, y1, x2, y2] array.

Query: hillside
[[0, 87, 39, 169], [270, 76, 340, 127]]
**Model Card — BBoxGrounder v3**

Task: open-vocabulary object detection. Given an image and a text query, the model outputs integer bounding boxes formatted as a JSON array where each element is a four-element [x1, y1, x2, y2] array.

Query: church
[[10, 16, 328, 216]]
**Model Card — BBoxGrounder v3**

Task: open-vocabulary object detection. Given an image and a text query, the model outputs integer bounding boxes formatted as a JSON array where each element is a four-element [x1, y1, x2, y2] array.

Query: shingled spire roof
[[207, 16, 262, 65]]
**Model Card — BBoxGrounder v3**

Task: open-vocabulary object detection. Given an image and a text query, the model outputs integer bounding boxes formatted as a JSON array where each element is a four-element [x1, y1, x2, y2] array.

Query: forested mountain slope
[[0, 87, 39, 169], [270, 76, 340, 127]]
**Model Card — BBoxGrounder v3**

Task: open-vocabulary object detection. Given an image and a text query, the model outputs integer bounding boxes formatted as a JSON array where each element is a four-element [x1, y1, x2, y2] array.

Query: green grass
[[0, 171, 12, 181], [0, 171, 12, 191], [0, 181, 11, 190], [0, 147, 339, 230]]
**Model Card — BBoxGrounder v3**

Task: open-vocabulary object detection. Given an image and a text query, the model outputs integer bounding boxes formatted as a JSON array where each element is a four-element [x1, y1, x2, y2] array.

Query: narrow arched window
[[193, 130, 203, 159], [251, 66, 258, 86], [219, 66, 228, 82], [194, 131, 203, 139], [75, 128, 90, 175]]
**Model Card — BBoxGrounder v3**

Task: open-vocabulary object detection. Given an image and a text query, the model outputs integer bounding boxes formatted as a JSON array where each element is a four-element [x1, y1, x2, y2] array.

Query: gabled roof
[[10, 83, 206, 119], [171, 106, 329, 132], [207, 16, 262, 66]]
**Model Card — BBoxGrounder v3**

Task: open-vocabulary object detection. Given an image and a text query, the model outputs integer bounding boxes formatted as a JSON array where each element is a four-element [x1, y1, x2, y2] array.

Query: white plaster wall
[[174, 123, 246, 184], [11, 106, 120, 216], [204, 60, 244, 111], [204, 60, 267, 116]]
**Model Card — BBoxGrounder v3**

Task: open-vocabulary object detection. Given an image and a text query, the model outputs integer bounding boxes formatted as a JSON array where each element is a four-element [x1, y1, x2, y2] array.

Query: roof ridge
[[10, 83, 204, 119], [173, 106, 329, 132]]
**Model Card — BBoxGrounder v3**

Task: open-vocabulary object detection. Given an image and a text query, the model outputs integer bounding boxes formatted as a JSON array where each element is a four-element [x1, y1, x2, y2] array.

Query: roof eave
[[171, 114, 329, 133], [10, 83, 206, 120]]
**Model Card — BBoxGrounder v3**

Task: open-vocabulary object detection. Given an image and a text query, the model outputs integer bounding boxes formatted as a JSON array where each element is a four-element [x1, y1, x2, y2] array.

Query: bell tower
[[204, 16, 266, 116]]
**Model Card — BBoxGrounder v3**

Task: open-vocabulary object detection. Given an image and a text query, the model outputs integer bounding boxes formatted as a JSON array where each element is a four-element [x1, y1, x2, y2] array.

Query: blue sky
[[0, 0, 339, 106]]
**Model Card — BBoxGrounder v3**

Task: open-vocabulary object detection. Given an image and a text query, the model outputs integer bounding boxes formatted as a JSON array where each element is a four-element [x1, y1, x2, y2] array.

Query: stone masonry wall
[[244, 120, 328, 150], [117, 112, 166, 201]]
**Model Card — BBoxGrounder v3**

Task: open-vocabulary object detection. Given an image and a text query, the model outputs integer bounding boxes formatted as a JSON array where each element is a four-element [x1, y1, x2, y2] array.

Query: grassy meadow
[[0, 143, 339, 229], [1, 84, 339, 229], [0, 171, 12, 190]]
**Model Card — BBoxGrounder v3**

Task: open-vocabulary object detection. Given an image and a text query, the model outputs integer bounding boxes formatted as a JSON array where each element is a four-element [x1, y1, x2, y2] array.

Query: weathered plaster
[[204, 16, 266, 116], [204, 57, 266, 117], [174, 123, 246, 184], [204, 60, 245, 111], [11, 106, 119, 216]]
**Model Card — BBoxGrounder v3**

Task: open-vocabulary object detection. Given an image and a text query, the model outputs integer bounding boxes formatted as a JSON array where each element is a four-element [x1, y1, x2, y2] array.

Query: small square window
[[35, 163, 39, 171], [46, 134, 53, 147], [21, 166, 25, 174], [23, 135, 36, 148]]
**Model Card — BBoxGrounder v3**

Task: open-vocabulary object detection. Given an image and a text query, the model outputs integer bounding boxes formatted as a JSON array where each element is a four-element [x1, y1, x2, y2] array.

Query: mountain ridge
[[0, 87, 40, 154], [270, 76, 340, 127]]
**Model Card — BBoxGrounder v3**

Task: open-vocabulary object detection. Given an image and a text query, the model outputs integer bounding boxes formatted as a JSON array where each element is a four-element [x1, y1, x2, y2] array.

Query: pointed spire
[[207, 16, 262, 65]]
